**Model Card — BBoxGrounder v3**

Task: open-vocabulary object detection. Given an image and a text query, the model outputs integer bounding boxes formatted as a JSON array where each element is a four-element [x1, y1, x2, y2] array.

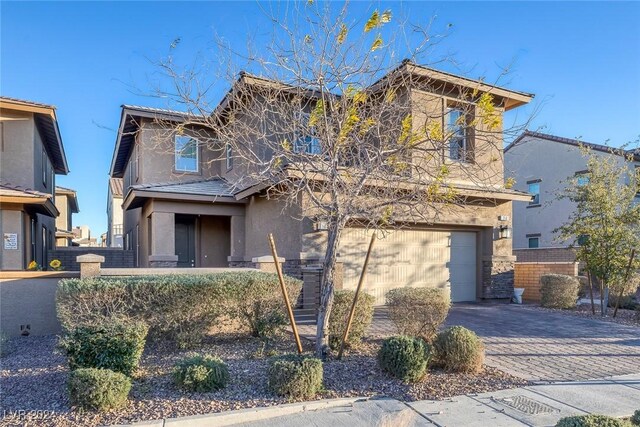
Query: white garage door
[[338, 228, 477, 305]]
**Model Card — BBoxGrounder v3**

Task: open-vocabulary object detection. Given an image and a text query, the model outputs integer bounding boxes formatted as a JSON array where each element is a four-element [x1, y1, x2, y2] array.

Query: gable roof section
[[0, 97, 69, 174], [505, 130, 640, 161], [55, 186, 80, 213], [109, 177, 123, 198], [0, 182, 59, 216]]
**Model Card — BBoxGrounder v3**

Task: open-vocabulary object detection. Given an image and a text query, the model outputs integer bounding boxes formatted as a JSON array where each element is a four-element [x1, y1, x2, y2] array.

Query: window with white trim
[[528, 181, 541, 205], [446, 106, 471, 162], [294, 112, 321, 155], [175, 135, 199, 172], [226, 143, 233, 170]]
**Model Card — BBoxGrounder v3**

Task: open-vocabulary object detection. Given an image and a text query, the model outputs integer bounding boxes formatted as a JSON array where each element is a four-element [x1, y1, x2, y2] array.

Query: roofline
[[505, 130, 640, 161], [55, 186, 79, 213], [122, 187, 244, 211]]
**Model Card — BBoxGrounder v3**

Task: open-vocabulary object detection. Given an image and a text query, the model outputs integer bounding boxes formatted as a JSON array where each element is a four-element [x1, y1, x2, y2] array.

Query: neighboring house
[[0, 97, 69, 270], [54, 186, 79, 246], [505, 131, 640, 255], [110, 63, 533, 302], [72, 225, 98, 247], [107, 177, 124, 247]]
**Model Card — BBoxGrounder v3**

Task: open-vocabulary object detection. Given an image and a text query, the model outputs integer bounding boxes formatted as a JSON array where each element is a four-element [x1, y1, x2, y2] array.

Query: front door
[[175, 215, 196, 268]]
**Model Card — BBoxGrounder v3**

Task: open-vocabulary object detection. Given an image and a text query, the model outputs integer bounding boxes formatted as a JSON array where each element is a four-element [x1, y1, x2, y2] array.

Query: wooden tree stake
[[337, 231, 376, 360], [269, 233, 303, 354]]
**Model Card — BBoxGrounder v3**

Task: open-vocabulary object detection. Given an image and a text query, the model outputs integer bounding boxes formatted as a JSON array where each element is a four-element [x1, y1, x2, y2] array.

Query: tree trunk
[[587, 270, 595, 315], [315, 217, 346, 358]]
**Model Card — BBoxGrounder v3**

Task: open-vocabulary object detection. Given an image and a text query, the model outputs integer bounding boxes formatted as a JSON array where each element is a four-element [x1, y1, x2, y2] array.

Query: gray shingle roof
[[130, 178, 237, 197]]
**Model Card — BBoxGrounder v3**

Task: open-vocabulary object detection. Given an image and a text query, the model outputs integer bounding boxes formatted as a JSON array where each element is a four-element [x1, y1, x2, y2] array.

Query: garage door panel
[[339, 228, 477, 304]]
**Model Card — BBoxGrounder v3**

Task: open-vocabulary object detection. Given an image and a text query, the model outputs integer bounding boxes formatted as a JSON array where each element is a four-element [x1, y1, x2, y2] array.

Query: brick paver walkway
[[297, 304, 640, 382]]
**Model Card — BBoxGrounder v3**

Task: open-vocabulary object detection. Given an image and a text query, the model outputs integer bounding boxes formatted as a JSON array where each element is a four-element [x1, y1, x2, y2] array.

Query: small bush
[[68, 368, 131, 411], [608, 294, 637, 310], [377, 336, 431, 382], [59, 321, 147, 376], [540, 274, 580, 309], [173, 354, 229, 392], [555, 414, 631, 427], [631, 410, 640, 426], [386, 288, 450, 342], [57, 272, 302, 347], [267, 354, 323, 400], [433, 326, 484, 373], [328, 290, 375, 350]]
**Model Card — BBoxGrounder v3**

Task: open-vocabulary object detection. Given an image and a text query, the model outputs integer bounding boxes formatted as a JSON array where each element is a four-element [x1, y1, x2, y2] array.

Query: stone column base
[[149, 255, 178, 268], [482, 255, 516, 299]]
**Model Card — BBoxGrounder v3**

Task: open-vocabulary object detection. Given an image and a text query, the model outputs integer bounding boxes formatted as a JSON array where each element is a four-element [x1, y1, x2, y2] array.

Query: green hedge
[[59, 320, 148, 376], [57, 272, 301, 348], [555, 415, 632, 427], [540, 274, 580, 309], [68, 368, 131, 412], [433, 326, 484, 373], [378, 336, 431, 382], [174, 354, 229, 392], [267, 354, 323, 400], [386, 288, 450, 342], [328, 290, 375, 350]]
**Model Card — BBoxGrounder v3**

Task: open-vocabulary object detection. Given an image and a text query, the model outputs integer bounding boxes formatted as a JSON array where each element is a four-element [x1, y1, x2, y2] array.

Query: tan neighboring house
[[54, 186, 79, 246], [505, 131, 640, 256], [110, 63, 533, 302], [0, 97, 69, 270], [107, 177, 124, 247]]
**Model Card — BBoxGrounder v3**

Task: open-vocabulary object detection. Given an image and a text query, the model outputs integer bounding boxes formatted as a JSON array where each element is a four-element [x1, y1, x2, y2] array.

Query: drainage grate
[[495, 395, 559, 415]]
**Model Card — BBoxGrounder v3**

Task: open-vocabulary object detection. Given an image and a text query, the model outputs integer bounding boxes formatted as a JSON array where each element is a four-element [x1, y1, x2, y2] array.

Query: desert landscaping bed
[[524, 304, 640, 328], [0, 334, 527, 427]]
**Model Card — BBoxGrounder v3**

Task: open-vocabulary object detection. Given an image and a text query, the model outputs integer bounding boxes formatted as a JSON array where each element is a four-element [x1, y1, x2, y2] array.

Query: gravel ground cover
[[0, 334, 527, 427], [525, 304, 640, 327]]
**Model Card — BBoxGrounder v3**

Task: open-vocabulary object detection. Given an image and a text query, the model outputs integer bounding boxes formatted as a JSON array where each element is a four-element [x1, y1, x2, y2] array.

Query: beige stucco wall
[[0, 209, 24, 270], [199, 216, 231, 267], [505, 136, 639, 249], [0, 111, 36, 189]]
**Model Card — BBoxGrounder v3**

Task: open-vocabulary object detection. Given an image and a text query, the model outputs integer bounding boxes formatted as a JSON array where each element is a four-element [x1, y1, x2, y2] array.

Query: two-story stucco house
[[54, 186, 79, 246], [505, 131, 640, 256], [106, 177, 124, 248], [110, 63, 533, 303], [0, 97, 69, 270]]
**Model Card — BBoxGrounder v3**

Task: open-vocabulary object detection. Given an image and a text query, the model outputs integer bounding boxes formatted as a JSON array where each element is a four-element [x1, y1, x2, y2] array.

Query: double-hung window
[[527, 180, 541, 205], [175, 135, 199, 172], [225, 143, 233, 170], [447, 107, 469, 162], [294, 112, 321, 155]]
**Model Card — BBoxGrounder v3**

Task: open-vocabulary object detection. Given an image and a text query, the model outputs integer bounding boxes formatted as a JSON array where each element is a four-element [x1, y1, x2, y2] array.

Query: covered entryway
[[338, 228, 477, 304]]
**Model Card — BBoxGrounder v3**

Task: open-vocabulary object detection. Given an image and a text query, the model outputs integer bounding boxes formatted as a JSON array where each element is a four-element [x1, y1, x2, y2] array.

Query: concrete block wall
[[514, 248, 577, 263], [48, 248, 134, 271], [514, 262, 579, 302]]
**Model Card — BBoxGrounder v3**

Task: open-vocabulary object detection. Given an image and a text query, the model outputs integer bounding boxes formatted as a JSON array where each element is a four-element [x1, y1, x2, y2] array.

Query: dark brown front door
[[175, 215, 196, 268]]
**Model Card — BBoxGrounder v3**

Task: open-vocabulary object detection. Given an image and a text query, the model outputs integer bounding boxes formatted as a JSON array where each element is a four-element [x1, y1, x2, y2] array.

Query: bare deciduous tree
[[149, 2, 533, 355]]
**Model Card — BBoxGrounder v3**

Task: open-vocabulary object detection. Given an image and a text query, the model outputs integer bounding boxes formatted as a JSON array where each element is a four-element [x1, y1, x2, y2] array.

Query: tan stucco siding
[[199, 216, 231, 267], [0, 111, 36, 189], [244, 195, 302, 260]]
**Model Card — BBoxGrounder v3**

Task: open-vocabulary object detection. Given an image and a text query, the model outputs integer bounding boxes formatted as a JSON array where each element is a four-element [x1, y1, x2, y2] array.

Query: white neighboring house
[[505, 131, 640, 251], [107, 177, 124, 248]]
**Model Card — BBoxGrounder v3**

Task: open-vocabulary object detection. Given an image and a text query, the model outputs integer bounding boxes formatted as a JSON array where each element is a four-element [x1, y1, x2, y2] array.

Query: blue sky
[[2, 1, 639, 236]]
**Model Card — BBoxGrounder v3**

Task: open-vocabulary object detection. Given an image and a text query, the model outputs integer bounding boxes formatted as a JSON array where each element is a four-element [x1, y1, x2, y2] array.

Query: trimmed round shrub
[[386, 288, 450, 341], [540, 274, 580, 309], [59, 320, 148, 376], [68, 368, 131, 411], [173, 354, 229, 392], [328, 290, 375, 350], [377, 336, 431, 382], [631, 410, 640, 426], [433, 326, 484, 373], [267, 354, 323, 399], [555, 414, 631, 427]]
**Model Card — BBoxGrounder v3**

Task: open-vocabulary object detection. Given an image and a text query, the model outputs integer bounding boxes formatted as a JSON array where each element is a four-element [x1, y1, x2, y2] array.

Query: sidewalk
[[123, 373, 640, 426]]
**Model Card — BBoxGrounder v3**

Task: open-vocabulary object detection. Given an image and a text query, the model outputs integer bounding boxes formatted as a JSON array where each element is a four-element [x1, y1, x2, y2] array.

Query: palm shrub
[[386, 288, 450, 342], [555, 415, 632, 427], [328, 290, 374, 350], [433, 326, 484, 373], [377, 336, 431, 382], [59, 320, 147, 376], [540, 274, 580, 309], [173, 354, 229, 392], [68, 368, 131, 411], [267, 354, 323, 400]]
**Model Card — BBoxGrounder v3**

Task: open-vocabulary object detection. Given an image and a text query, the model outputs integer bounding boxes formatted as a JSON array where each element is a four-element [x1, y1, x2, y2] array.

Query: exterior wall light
[[499, 225, 512, 239], [313, 220, 329, 231]]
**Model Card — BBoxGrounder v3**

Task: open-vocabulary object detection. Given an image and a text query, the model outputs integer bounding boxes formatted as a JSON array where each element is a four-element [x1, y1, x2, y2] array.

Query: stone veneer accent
[[482, 256, 516, 299]]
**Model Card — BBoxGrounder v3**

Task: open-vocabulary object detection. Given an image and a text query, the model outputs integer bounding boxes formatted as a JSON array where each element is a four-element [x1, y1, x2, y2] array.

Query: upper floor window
[[446, 107, 471, 163], [575, 170, 590, 186], [175, 135, 199, 172], [528, 236, 540, 248], [527, 180, 541, 205], [42, 148, 47, 187], [226, 143, 233, 170], [294, 112, 322, 155]]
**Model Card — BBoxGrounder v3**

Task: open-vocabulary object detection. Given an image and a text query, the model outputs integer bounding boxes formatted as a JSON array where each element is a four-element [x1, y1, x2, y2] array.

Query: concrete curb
[[115, 396, 370, 427]]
